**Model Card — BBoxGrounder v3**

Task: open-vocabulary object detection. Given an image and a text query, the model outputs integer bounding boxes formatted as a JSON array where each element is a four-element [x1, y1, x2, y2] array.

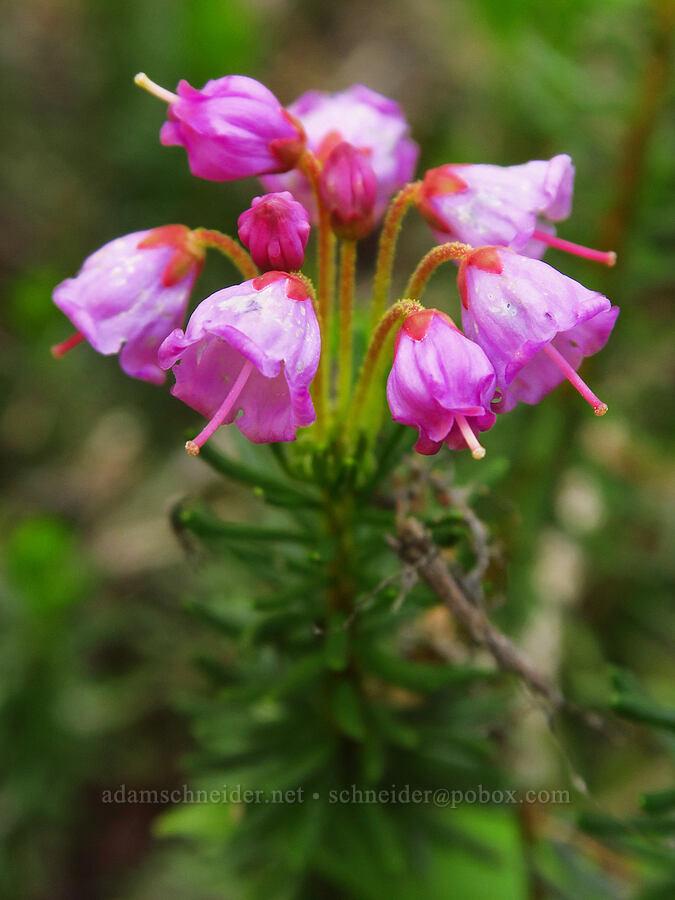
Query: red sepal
[[270, 110, 307, 170], [401, 308, 460, 344], [434, 309, 460, 332], [416, 166, 469, 231], [161, 248, 204, 287], [316, 129, 343, 163], [402, 308, 435, 342], [252, 271, 309, 302], [138, 225, 191, 250], [466, 246, 504, 273], [285, 275, 310, 301], [252, 270, 286, 291], [139, 225, 204, 287], [457, 246, 503, 309]]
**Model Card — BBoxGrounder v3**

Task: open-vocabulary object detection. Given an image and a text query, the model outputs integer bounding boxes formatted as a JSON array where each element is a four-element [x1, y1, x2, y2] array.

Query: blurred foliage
[[1, 0, 673, 897]]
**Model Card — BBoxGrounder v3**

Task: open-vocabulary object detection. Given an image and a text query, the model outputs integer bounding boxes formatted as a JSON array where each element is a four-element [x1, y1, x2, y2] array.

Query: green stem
[[299, 151, 336, 436], [174, 505, 314, 544], [191, 228, 258, 280], [350, 299, 422, 441], [337, 239, 357, 416], [405, 241, 471, 299], [370, 182, 420, 329], [324, 494, 357, 613]]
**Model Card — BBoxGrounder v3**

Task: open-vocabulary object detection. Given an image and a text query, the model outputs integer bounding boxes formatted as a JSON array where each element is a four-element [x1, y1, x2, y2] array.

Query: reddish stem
[[371, 182, 420, 328], [350, 300, 422, 440], [405, 241, 472, 299], [192, 229, 258, 280]]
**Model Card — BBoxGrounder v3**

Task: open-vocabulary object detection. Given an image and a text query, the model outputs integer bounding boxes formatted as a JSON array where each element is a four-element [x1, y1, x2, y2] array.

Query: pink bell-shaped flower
[[262, 84, 418, 222], [237, 191, 310, 272], [458, 247, 619, 414], [158, 272, 320, 451], [387, 308, 496, 458], [417, 155, 575, 259], [156, 75, 306, 182], [318, 141, 377, 240], [52, 226, 204, 384]]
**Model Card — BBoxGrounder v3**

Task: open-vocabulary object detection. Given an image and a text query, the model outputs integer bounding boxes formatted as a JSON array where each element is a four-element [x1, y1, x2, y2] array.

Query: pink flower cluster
[[53, 223, 321, 450], [52, 72, 619, 459], [388, 247, 617, 458]]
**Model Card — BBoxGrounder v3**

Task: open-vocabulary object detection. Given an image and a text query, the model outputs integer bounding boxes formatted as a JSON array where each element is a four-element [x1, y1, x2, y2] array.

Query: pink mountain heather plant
[[457, 247, 619, 414], [51, 226, 204, 384], [262, 84, 419, 222], [41, 63, 647, 900], [158, 271, 320, 452], [387, 308, 497, 459]]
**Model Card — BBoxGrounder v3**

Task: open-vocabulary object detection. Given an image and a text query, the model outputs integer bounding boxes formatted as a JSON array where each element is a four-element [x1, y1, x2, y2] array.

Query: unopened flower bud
[[318, 142, 377, 240], [262, 84, 418, 224], [238, 192, 310, 272]]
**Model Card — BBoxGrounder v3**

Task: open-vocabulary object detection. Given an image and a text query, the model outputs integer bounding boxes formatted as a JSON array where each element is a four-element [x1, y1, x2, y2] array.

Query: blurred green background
[[1, 0, 673, 897]]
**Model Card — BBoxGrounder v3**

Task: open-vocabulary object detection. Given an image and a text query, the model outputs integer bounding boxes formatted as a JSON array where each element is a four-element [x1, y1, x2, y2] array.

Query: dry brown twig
[[388, 516, 606, 733], [428, 473, 494, 602]]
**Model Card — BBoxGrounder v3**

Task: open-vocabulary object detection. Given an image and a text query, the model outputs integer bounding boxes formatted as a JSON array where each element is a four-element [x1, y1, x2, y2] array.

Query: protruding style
[[387, 308, 496, 458], [417, 155, 575, 258], [159, 272, 321, 449], [137, 73, 306, 181], [458, 246, 619, 413]]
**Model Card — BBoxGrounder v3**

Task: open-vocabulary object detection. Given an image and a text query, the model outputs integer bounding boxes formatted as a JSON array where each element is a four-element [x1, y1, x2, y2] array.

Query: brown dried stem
[[389, 516, 605, 733]]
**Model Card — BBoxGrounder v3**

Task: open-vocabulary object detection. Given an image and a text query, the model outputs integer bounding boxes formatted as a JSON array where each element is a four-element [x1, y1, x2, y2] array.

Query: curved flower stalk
[[261, 84, 419, 223], [52, 226, 204, 384], [158, 272, 320, 451], [458, 247, 619, 414], [387, 308, 496, 458]]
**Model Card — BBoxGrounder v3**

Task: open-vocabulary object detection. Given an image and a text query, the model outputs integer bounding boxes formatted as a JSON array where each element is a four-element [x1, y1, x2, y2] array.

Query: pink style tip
[[532, 230, 616, 267], [185, 358, 254, 455], [542, 343, 608, 415], [51, 331, 85, 358]]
